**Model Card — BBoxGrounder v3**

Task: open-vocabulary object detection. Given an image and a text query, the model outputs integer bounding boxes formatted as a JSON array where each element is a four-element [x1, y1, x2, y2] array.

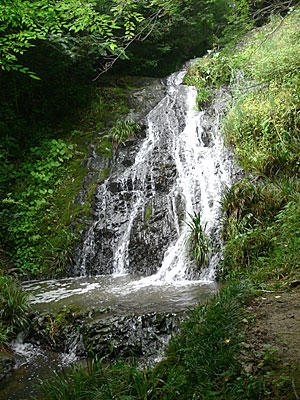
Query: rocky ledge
[[27, 306, 184, 362]]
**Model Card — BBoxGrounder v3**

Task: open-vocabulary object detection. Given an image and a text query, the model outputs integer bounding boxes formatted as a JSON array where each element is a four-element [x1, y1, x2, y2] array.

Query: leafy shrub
[[184, 50, 240, 109], [0, 139, 74, 276]]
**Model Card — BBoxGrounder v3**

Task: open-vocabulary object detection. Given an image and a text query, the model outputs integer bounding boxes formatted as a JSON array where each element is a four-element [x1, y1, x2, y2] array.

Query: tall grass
[[213, 8, 300, 283], [0, 275, 30, 348], [223, 8, 300, 177]]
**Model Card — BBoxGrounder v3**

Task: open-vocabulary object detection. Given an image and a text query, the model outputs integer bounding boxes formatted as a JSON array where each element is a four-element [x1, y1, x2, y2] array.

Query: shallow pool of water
[[22, 274, 218, 314], [0, 276, 217, 400]]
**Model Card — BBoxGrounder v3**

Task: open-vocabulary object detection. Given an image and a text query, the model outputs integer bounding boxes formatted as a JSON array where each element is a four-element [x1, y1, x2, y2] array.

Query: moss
[[144, 203, 152, 222], [100, 167, 111, 181]]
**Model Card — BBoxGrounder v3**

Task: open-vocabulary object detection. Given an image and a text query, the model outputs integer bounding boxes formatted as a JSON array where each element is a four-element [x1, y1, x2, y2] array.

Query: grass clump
[[186, 211, 212, 268], [111, 119, 140, 149], [0, 275, 30, 349]]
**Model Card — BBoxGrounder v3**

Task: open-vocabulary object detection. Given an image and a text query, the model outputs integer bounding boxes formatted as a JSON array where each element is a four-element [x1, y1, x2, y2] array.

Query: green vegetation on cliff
[[0, 83, 136, 277], [185, 6, 299, 286]]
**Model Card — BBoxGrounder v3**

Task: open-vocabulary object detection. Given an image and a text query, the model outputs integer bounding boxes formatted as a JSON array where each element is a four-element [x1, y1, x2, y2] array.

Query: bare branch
[[92, 0, 174, 80]]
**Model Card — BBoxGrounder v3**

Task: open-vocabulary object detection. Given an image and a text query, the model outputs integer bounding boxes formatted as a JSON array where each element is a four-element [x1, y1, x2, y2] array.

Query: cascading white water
[[75, 66, 232, 283], [130, 71, 232, 286]]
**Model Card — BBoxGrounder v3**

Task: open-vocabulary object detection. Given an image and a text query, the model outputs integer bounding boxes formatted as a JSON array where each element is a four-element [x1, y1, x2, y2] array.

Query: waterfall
[[4, 65, 235, 400], [75, 66, 233, 283]]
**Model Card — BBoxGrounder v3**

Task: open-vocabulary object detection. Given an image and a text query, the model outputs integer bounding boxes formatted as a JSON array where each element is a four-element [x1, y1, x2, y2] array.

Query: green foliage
[[37, 358, 160, 400], [220, 176, 300, 282], [111, 119, 140, 148], [184, 51, 237, 109], [223, 9, 300, 176], [217, 8, 300, 284], [0, 82, 138, 277], [186, 212, 212, 267], [0, 0, 145, 75], [161, 281, 259, 399], [0, 139, 75, 276], [113, 0, 232, 77], [0, 275, 30, 348], [223, 86, 299, 176]]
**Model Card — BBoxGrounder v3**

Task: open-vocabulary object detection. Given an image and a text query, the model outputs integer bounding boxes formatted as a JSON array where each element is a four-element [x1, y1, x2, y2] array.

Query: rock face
[[72, 68, 236, 280], [0, 353, 15, 382], [82, 312, 182, 359], [29, 308, 183, 361], [72, 74, 189, 278], [72, 77, 171, 277]]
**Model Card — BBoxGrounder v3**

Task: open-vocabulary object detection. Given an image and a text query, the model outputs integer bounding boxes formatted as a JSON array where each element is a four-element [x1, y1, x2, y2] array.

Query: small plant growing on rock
[[111, 119, 140, 148], [186, 211, 212, 268]]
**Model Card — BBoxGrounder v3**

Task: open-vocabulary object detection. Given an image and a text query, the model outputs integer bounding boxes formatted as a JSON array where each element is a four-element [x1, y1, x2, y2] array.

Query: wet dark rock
[[108, 181, 123, 193], [128, 197, 179, 276], [83, 312, 182, 359], [29, 308, 183, 361], [71, 78, 166, 277], [0, 353, 15, 381], [290, 280, 300, 288]]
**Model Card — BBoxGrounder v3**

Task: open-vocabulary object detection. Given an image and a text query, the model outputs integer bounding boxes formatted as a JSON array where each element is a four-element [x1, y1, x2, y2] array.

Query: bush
[[184, 51, 238, 109], [220, 179, 300, 282], [0, 139, 75, 276]]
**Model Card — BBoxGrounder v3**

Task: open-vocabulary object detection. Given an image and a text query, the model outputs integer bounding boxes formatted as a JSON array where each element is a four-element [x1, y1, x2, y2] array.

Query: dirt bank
[[244, 287, 300, 399]]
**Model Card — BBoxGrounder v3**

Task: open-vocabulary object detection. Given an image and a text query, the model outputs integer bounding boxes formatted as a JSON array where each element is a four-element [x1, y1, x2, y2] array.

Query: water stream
[[1, 66, 234, 399], [74, 67, 232, 281]]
